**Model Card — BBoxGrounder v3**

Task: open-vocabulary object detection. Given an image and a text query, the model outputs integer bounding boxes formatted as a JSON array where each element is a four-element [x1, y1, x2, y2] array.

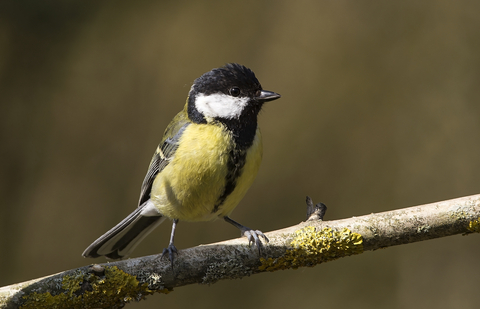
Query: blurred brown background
[[1, 1, 480, 308]]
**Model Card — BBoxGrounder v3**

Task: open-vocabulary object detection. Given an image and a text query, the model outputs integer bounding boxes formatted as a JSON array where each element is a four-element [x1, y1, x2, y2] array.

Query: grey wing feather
[[138, 112, 190, 206]]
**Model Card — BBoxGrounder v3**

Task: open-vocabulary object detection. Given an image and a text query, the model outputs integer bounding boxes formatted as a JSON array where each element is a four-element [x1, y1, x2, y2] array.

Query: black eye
[[229, 87, 240, 97]]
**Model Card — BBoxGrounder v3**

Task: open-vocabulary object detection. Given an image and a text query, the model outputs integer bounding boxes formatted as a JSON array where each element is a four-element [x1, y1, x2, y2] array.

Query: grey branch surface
[[1, 194, 479, 309]]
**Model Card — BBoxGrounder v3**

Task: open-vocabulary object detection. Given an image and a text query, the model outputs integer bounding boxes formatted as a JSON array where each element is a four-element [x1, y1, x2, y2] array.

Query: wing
[[138, 109, 190, 206]]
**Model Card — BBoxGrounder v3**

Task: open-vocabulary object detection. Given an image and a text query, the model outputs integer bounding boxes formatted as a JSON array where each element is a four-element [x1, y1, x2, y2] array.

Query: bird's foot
[[242, 229, 269, 254], [161, 243, 178, 269], [224, 216, 269, 255]]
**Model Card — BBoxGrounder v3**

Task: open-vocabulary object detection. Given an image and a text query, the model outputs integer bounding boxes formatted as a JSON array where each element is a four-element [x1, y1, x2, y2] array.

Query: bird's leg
[[224, 216, 269, 254], [162, 219, 179, 268]]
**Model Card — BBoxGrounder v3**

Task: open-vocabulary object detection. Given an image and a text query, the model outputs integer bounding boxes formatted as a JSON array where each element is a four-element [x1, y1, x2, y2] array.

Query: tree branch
[[1, 194, 479, 309]]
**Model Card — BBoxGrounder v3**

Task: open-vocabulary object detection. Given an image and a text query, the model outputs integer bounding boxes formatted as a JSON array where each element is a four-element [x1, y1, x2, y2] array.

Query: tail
[[82, 201, 165, 259]]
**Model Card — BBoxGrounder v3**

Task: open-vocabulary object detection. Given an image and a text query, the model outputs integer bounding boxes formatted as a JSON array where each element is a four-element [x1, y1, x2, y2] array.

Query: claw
[[243, 229, 269, 254], [224, 216, 269, 255], [161, 244, 178, 269]]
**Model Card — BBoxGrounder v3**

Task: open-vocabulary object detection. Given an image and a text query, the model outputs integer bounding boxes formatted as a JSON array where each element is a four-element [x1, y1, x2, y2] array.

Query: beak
[[256, 90, 281, 102]]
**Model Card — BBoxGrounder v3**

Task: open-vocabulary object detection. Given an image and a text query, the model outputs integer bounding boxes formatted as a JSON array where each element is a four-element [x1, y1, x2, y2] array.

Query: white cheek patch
[[195, 93, 249, 119]]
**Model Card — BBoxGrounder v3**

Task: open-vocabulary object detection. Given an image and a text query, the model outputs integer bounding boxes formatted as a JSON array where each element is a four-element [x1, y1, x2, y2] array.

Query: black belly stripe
[[212, 146, 247, 214], [210, 119, 257, 214]]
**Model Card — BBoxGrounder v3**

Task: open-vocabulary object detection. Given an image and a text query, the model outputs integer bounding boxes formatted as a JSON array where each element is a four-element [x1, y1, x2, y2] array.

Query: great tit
[[82, 63, 281, 264]]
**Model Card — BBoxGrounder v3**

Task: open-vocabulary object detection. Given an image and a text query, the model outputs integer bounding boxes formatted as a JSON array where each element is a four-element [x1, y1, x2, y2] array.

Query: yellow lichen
[[259, 226, 363, 272], [20, 266, 166, 309], [467, 218, 480, 233]]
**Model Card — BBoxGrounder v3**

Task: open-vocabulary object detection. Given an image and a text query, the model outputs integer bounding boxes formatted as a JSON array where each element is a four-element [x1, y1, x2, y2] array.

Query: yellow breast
[[150, 123, 262, 221]]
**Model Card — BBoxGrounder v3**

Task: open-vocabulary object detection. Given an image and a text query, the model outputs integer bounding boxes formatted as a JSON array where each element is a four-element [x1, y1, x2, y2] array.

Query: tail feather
[[82, 203, 165, 259]]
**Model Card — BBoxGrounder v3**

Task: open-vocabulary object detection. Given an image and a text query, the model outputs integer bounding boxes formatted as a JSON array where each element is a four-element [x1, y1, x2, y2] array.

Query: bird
[[82, 63, 281, 265]]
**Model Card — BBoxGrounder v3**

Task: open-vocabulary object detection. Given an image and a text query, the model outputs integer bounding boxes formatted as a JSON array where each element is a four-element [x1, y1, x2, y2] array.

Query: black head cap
[[190, 63, 261, 98]]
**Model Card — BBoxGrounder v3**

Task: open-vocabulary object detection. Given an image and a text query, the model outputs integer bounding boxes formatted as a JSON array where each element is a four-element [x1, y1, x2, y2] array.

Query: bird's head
[[187, 63, 281, 124]]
